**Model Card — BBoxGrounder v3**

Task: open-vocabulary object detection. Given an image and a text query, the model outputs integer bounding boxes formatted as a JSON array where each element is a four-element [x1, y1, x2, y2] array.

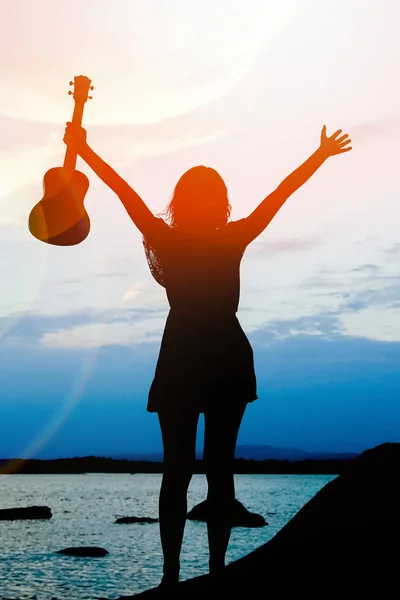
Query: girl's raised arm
[[63, 123, 161, 237], [239, 125, 352, 245]]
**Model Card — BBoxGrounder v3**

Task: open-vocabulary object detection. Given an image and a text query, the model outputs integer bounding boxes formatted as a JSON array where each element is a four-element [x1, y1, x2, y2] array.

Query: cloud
[[383, 242, 400, 256], [0, 306, 167, 347], [248, 234, 325, 258], [122, 281, 148, 303], [1, 318, 400, 457], [302, 265, 400, 312], [294, 259, 400, 338], [1, 305, 346, 351], [42, 320, 165, 349], [349, 263, 380, 273], [340, 281, 400, 312], [250, 312, 345, 346]]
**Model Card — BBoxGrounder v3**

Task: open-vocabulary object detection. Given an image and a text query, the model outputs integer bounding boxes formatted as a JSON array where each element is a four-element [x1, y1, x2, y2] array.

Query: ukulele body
[[29, 166, 90, 246]]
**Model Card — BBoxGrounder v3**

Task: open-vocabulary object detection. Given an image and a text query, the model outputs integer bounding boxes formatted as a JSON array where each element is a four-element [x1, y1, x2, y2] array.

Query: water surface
[[0, 473, 336, 599]]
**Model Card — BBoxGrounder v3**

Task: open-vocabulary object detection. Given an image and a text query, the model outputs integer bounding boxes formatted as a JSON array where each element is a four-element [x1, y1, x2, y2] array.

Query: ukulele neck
[[63, 101, 85, 174]]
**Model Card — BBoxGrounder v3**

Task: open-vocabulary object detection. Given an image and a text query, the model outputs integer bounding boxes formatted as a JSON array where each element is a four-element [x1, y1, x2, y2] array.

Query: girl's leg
[[203, 401, 247, 575], [157, 407, 200, 584]]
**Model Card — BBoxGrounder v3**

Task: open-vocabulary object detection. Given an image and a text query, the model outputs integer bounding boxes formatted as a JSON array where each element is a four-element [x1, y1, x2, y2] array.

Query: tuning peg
[[88, 96, 93, 100], [69, 81, 74, 86], [68, 90, 73, 95], [89, 85, 94, 90]]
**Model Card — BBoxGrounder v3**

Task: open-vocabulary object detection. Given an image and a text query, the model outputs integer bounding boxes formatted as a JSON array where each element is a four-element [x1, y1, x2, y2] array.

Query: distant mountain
[[234, 445, 359, 461], [112, 452, 164, 461], [112, 445, 359, 462]]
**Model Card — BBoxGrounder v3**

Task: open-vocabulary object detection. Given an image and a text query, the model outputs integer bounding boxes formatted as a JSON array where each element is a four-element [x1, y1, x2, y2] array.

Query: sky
[[0, 0, 399, 460]]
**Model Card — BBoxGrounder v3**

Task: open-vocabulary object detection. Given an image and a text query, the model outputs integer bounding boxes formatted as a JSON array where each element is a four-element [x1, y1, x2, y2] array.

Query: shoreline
[[0, 456, 349, 475]]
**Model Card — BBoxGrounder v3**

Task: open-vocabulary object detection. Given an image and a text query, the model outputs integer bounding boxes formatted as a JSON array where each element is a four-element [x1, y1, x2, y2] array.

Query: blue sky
[[1, 0, 400, 458]]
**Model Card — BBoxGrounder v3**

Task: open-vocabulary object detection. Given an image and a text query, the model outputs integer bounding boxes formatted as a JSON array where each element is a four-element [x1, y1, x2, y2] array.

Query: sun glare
[[0, 0, 298, 126]]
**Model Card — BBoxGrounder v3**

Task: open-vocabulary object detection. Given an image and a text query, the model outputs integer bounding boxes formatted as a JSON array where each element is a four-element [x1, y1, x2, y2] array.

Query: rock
[[123, 443, 400, 598], [57, 546, 108, 557], [0, 505, 52, 520], [187, 499, 267, 527], [115, 516, 159, 524]]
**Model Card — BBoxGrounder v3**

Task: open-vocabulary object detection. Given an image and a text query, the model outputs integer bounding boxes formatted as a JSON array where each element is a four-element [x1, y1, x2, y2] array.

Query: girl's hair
[[157, 165, 231, 228], [143, 166, 232, 287]]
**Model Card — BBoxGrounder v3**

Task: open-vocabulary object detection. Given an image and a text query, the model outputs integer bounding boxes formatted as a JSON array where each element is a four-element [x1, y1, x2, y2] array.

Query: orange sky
[[1, 0, 400, 346]]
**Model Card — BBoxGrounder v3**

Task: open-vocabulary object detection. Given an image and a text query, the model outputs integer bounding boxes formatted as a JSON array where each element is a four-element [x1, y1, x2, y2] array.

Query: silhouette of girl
[[64, 123, 351, 587]]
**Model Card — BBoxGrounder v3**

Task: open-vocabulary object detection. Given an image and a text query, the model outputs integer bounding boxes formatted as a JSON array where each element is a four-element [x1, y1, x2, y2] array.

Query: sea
[[0, 473, 337, 600]]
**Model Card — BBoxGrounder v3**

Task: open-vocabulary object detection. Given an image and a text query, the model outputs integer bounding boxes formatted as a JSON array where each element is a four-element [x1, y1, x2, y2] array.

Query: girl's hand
[[63, 122, 87, 152], [319, 125, 352, 158]]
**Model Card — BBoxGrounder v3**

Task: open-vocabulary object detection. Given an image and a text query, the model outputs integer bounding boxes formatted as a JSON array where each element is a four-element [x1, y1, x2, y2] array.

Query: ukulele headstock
[[68, 75, 94, 104]]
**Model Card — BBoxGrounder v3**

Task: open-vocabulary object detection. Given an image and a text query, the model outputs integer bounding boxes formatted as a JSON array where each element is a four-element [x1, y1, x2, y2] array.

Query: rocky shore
[[114, 443, 400, 598], [3, 443, 398, 599]]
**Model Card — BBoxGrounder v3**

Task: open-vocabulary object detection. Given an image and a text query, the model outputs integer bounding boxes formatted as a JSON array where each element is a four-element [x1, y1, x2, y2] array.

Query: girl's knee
[[162, 465, 193, 488]]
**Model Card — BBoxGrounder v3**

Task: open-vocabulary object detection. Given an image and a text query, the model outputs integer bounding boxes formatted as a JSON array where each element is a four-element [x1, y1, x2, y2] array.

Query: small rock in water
[[0, 505, 52, 520], [57, 546, 108, 557], [115, 515, 159, 524]]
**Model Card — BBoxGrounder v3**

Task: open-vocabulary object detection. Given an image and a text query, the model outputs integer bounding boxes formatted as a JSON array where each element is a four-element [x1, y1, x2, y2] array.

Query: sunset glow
[[1, 0, 297, 125], [1, 0, 399, 458]]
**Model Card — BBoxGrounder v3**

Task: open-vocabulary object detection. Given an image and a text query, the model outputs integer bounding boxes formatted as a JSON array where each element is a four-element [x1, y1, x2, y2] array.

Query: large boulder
[[122, 443, 400, 598], [0, 505, 52, 520], [187, 499, 267, 527]]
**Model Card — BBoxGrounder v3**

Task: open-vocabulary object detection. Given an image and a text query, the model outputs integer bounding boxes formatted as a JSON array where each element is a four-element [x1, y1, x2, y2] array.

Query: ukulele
[[28, 75, 93, 246]]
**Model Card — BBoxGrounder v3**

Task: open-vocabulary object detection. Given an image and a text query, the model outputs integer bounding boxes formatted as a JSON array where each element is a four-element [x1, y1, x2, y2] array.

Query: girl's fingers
[[336, 134, 349, 143], [330, 129, 343, 139]]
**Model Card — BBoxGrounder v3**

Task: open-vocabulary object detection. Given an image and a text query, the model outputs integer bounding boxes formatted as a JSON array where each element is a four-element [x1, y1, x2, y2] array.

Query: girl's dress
[[143, 217, 258, 414]]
